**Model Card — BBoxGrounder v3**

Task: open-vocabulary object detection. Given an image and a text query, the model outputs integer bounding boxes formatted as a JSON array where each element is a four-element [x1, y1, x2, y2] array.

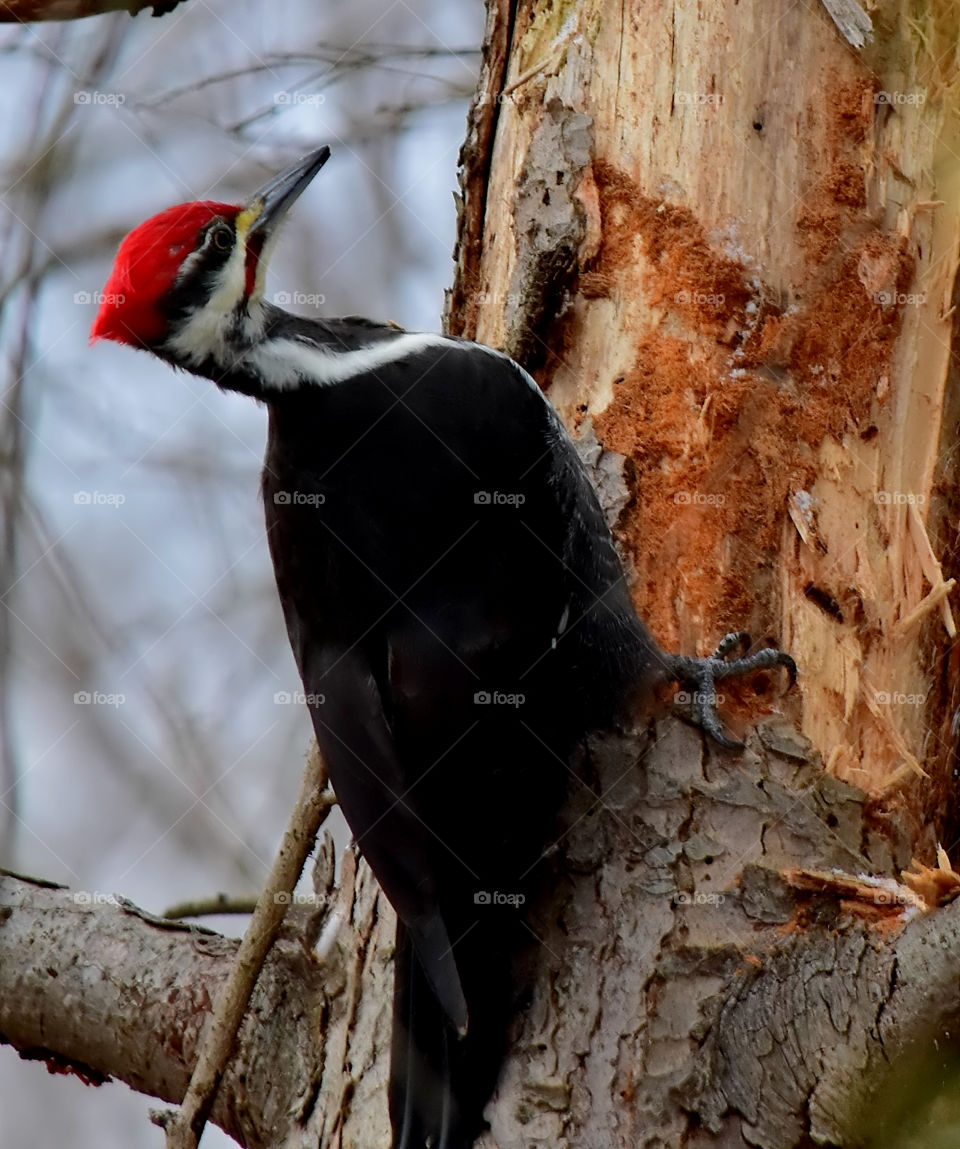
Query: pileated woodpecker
[[91, 146, 795, 1149]]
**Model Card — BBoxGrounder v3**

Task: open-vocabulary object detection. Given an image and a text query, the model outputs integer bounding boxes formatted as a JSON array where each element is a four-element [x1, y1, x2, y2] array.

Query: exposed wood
[[452, 0, 960, 811]]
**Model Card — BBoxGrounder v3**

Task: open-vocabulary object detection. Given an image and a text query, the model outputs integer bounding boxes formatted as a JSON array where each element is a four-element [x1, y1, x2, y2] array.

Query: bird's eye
[[210, 225, 233, 251]]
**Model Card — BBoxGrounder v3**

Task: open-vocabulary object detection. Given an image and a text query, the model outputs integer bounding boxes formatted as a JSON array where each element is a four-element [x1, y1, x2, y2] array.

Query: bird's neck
[[159, 306, 450, 400]]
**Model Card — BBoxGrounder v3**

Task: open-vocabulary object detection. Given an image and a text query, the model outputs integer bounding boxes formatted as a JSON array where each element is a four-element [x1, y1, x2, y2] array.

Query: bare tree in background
[[7, 2, 960, 1148]]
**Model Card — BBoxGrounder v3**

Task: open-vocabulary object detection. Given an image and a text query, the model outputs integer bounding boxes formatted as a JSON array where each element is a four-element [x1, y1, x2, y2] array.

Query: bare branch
[[0, 0, 183, 21], [163, 894, 259, 919], [161, 742, 334, 1149]]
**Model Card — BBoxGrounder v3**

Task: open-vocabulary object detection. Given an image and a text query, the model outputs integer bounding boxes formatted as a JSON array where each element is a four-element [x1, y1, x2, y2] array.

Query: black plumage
[[255, 320, 660, 1147]]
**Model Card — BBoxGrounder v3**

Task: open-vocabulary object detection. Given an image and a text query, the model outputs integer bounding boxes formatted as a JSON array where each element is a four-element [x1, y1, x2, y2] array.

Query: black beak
[[245, 146, 330, 240]]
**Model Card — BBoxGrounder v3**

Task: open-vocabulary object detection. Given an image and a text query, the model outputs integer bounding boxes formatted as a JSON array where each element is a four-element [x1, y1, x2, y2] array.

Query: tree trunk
[[5, 3, 960, 1147], [450, 0, 960, 803], [443, 0, 960, 1145]]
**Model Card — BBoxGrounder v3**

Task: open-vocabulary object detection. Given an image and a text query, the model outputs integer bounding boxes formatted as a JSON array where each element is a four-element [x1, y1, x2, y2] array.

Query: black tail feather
[[390, 919, 512, 1149]]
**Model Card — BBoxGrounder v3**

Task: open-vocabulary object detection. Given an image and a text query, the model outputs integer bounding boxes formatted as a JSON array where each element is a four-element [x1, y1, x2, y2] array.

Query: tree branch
[[0, 0, 182, 21], [0, 855, 395, 1147], [160, 742, 335, 1149]]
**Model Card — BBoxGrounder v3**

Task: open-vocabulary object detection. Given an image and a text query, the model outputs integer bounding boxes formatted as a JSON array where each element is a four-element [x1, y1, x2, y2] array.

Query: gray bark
[[2, 720, 957, 1147]]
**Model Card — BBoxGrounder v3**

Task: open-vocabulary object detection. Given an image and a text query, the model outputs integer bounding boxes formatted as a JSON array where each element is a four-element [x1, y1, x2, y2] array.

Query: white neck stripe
[[248, 332, 454, 390]]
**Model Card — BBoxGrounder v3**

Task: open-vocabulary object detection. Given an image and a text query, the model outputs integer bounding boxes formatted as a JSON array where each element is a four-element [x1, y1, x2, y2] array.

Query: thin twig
[[156, 741, 334, 1149], [162, 894, 259, 919]]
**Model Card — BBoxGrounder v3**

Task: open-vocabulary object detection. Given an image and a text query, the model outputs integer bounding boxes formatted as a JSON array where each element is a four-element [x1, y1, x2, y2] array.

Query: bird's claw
[[662, 631, 797, 749]]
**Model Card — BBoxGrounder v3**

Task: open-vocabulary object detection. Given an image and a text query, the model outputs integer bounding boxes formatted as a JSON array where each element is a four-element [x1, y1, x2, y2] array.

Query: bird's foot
[[661, 632, 797, 749]]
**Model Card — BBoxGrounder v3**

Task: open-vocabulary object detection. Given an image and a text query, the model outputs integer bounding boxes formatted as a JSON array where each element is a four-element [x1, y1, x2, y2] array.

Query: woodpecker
[[91, 146, 795, 1149]]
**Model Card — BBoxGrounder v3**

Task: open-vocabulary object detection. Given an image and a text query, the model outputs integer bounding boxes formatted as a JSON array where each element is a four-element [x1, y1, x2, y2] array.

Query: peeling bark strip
[[502, 97, 592, 368]]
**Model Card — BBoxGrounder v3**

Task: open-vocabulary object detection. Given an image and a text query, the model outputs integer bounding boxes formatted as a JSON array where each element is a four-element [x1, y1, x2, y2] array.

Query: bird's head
[[91, 146, 330, 366]]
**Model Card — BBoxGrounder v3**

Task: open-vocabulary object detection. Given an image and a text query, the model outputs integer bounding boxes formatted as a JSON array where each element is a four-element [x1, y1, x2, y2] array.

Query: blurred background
[[0, 0, 480, 1142]]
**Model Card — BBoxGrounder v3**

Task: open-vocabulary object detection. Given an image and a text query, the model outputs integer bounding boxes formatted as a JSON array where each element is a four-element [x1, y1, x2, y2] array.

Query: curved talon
[[713, 647, 797, 690], [663, 640, 797, 749]]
